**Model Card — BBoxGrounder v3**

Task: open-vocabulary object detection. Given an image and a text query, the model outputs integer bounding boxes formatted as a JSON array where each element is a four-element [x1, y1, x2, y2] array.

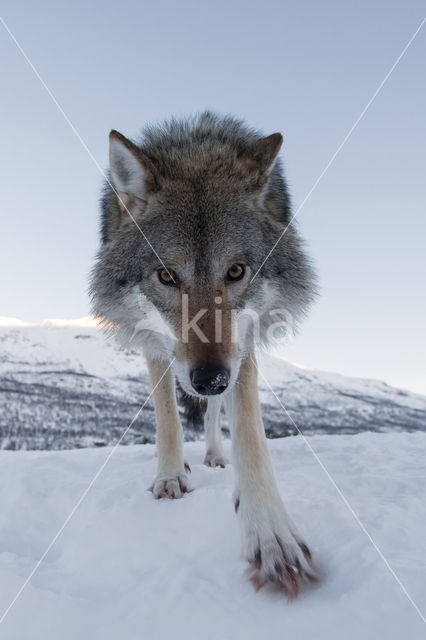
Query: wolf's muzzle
[[190, 365, 230, 395]]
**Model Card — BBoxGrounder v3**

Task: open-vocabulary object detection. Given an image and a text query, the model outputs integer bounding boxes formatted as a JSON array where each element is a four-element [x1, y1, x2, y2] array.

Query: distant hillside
[[0, 326, 425, 450]]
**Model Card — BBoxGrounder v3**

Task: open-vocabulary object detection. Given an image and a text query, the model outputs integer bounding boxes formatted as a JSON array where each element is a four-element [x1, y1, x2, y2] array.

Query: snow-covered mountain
[[0, 325, 425, 450]]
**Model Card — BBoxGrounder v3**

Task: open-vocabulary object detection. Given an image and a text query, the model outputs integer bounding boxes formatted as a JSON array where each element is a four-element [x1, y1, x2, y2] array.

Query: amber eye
[[226, 264, 245, 281], [158, 268, 177, 285]]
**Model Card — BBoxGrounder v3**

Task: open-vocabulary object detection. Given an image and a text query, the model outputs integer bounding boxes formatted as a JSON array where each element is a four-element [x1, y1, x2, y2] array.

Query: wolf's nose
[[190, 365, 230, 395]]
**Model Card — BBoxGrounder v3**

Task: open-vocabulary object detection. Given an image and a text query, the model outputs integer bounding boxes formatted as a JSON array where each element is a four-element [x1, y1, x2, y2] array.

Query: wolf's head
[[90, 112, 315, 398]]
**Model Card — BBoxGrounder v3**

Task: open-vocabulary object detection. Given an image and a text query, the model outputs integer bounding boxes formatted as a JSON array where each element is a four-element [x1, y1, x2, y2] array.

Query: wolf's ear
[[109, 130, 159, 209], [238, 133, 283, 187]]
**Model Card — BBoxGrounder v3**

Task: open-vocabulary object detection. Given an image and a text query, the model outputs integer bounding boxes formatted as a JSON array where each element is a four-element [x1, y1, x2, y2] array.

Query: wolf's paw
[[150, 473, 191, 499], [203, 450, 228, 468], [239, 500, 319, 597]]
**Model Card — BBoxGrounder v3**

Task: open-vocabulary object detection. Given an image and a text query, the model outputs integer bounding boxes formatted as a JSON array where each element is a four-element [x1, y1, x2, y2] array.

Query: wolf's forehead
[[145, 178, 259, 268], [159, 176, 244, 213], [150, 180, 246, 232]]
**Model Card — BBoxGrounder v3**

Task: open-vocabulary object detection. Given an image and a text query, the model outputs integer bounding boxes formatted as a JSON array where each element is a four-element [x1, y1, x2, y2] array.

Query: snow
[[0, 432, 425, 639], [0, 316, 100, 327]]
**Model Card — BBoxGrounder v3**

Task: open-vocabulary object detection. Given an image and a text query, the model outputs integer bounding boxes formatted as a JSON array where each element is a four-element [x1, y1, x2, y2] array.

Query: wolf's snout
[[190, 365, 230, 396]]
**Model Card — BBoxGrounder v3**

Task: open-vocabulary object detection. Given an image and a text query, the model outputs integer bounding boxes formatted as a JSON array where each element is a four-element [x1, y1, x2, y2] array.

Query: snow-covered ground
[[0, 433, 425, 639]]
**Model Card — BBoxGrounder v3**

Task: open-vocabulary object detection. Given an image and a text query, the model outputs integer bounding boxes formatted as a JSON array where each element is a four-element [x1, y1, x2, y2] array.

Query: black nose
[[190, 365, 230, 395]]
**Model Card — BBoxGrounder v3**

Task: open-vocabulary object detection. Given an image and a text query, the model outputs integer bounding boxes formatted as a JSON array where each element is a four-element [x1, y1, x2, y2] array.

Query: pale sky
[[1, 1, 425, 394]]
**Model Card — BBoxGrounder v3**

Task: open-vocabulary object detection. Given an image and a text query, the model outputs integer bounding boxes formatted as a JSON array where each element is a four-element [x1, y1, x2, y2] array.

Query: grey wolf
[[90, 112, 318, 596]]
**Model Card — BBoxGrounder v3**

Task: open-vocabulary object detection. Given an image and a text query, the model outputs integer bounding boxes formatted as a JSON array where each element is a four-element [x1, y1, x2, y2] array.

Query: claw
[[245, 540, 320, 598], [299, 542, 312, 561]]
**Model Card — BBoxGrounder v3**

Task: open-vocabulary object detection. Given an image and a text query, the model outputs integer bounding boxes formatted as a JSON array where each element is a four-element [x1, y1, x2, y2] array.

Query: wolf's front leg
[[230, 353, 317, 596], [146, 357, 190, 499], [203, 396, 228, 468]]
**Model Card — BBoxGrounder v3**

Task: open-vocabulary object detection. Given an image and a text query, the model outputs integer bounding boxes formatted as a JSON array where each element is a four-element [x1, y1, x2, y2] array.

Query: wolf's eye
[[226, 264, 245, 281], [158, 268, 177, 285]]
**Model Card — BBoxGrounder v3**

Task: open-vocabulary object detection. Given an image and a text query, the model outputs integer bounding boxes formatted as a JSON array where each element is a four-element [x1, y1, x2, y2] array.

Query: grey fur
[[90, 111, 316, 391]]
